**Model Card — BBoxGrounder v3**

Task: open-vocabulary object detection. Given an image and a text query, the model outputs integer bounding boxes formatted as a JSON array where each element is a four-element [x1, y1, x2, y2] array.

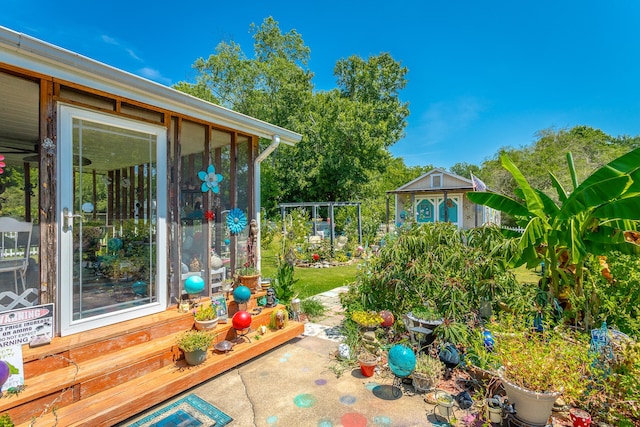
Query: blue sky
[[3, 1, 640, 169]]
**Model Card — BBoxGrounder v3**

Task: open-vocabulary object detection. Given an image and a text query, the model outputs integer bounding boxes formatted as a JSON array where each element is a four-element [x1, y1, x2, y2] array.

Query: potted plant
[[176, 329, 217, 366], [357, 350, 378, 377], [411, 353, 443, 392], [237, 265, 260, 293], [407, 303, 443, 329], [475, 324, 592, 426], [193, 303, 219, 331]]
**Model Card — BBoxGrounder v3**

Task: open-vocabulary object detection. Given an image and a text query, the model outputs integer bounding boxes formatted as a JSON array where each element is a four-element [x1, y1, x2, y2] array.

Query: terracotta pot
[[239, 274, 260, 293], [500, 374, 559, 426], [569, 408, 591, 427], [359, 362, 376, 377], [358, 356, 377, 377]]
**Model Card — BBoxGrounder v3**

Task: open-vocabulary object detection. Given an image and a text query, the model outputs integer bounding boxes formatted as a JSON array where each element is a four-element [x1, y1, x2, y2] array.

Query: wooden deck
[[1, 296, 304, 426]]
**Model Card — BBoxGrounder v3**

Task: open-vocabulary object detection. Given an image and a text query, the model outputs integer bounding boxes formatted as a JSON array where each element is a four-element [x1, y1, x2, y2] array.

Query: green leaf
[[576, 146, 640, 191], [566, 152, 579, 190], [466, 192, 530, 217], [535, 189, 560, 216], [592, 197, 640, 221], [549, 171, 568, 203], [558, 175, 631, 219], [500, 154, 546, 218]]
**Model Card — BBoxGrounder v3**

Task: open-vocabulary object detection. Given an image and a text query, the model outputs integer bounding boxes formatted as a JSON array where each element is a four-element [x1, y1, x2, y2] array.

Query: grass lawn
[[260, 240, 359, 299], [512, 264, 541, 284]]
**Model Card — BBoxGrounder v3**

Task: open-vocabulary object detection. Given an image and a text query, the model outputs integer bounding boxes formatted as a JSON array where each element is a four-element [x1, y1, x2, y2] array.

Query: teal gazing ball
[[184, 275, 205, 294], [132, 281, 147, 296], [388, 344, 416, 378], [233, 286, 251, 303], [107, 237, 123, 252]]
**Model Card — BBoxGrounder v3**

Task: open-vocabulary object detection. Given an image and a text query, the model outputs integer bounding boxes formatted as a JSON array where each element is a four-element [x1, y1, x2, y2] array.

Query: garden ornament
[[198, 164, 224, 194]]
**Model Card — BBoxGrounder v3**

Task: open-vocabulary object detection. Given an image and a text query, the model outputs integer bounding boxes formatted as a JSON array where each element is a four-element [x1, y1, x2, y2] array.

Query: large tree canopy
[[174, 17, 409, 214]]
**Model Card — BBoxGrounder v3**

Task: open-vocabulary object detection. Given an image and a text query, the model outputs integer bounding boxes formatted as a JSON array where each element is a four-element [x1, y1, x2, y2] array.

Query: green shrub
[[301, 297, 326, 319]]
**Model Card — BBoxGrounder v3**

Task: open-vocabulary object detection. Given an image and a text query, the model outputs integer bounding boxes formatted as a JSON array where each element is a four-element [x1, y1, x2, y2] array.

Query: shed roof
[[389, 168, 475, 193]]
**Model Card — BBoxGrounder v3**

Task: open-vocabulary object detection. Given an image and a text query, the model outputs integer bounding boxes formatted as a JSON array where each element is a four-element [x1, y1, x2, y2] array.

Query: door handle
[[63, 208, 82, 232]]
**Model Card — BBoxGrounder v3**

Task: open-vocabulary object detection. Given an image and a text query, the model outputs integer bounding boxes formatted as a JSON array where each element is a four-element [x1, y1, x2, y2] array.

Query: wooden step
[[16, 320, 304, 427], [2, 301, 298, 425], [22, 308, 195, 378]]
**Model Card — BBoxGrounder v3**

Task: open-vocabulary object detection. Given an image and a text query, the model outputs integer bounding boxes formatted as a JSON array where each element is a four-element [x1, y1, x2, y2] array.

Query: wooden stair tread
[[5, 305, 284, 412], [0, 332, 182, 411], [16, 321, 305, 427], [22, 309, 194, 363]]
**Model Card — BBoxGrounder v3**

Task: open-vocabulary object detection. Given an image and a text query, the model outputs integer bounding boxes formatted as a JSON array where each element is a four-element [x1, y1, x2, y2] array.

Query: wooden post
[[38, 79, 56, 304]]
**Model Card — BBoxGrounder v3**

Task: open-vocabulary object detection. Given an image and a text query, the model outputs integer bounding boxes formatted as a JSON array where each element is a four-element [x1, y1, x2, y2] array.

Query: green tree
[[175, 17, 409, 214], [448, 162, 480, 179]]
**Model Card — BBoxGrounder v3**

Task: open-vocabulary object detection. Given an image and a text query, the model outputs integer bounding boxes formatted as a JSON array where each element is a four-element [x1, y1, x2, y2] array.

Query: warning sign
[[0, 304, 54, 348]]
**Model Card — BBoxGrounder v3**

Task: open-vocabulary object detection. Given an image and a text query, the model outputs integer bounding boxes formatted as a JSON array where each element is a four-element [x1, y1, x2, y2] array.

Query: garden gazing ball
[[233, 286, 251, 303], [232, 311, 252, 330], [379, 310, 394, 328], [107, 237, 123, 252], [387, 344, 416, 378], [184, 275, 205, 294]]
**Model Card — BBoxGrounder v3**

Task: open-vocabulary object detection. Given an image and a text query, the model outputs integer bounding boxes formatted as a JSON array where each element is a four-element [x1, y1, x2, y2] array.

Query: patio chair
[[0, 217, 33, 293]]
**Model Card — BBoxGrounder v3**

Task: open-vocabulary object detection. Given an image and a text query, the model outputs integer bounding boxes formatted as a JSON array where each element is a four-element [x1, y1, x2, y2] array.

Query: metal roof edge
[[0, 26, 302, 144]]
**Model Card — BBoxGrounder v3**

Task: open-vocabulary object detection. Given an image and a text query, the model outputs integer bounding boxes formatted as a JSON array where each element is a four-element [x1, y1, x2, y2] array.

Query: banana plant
[[467, 147, 640, 303]]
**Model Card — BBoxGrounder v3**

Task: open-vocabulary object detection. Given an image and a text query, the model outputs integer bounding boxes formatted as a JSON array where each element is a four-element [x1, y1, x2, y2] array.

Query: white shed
[[387, 169, 500, 229]]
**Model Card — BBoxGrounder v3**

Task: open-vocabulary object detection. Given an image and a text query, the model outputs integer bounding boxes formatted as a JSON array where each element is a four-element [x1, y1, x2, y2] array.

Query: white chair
[[0, 217, 33, 293]]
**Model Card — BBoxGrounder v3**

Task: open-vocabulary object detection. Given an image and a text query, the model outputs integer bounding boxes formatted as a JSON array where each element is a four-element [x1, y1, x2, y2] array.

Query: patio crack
[[237, 368, 258, 426]]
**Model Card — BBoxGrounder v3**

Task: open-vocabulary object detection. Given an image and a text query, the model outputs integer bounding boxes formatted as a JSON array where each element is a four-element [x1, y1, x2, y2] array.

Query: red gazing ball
[[232, 310, 252, 330], [379, 310, 394, 328]]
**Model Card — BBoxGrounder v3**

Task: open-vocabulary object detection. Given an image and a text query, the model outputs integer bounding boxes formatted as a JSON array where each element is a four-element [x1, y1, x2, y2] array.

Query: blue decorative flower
[[227, 208, 247, 235], [198, 164, 224, 194]]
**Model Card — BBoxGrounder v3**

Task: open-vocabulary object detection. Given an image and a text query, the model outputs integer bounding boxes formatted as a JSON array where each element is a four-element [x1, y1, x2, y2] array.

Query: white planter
[[434, 390, 454, 418], [500, 374, 559, 426], [194, 318, 219, 331], [486, 398, 502, 423]]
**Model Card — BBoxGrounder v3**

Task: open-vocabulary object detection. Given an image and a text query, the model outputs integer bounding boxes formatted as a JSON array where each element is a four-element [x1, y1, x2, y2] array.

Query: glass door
[[58, 105, 167, 336]]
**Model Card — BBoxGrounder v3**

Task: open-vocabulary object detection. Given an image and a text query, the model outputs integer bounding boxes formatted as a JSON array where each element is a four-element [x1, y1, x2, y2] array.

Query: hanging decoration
[[198, 164, 224, 194], [204, 210, 215, 222], [226, 208, 247, 235]]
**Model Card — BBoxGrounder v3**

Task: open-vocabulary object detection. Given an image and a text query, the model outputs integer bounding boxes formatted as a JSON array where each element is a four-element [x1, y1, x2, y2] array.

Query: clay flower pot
[[357, 353, 377, 377]]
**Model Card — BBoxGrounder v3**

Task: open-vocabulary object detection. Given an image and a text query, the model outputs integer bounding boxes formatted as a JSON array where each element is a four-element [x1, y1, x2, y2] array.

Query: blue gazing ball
[[233, 285, 251, 303], [387, 344, 416, 378], [483, 329, 495, 352], [107, 237, 123, 252], [184, 275, 205, 294], [132, 281, 147, 296]]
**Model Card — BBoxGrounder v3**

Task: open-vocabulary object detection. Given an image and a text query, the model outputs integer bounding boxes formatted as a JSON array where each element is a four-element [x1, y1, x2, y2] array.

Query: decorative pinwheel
[[0, 154, 5, 174], [198, 164, 224, 194], [226, 208, 247, 235]]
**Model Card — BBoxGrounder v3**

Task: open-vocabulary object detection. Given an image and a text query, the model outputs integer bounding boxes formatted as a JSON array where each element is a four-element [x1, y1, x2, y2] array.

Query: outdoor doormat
[[126, 393, 233, 427]]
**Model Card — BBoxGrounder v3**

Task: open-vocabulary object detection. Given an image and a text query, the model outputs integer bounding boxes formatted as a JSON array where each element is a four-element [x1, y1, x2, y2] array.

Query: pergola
[[278, 201, 362, 248]]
